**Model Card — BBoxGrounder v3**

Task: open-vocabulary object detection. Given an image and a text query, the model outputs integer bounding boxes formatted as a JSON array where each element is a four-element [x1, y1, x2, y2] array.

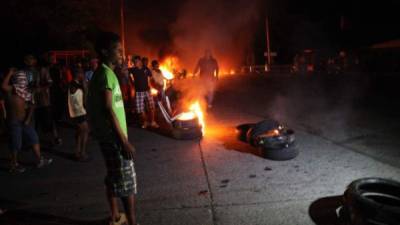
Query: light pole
[[265, 16, 271, 68], [120, 0, 126, 59]]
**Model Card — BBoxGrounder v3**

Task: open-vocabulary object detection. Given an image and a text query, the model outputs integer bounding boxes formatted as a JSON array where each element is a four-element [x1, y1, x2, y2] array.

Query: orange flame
[[150, 88, 158, 96], [189, 101, 205, 134], [176, 101, 206, 135], [160, 56, 179, 80], [176, 112, 196, 121], [160, 66, 174, 80]]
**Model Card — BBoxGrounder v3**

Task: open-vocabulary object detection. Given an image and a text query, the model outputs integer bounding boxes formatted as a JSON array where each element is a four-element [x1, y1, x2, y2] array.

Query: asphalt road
[[0, 72, 400, 225]]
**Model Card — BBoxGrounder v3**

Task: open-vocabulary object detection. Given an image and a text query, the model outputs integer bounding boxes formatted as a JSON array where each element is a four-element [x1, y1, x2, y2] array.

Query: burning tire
[[246, 120, 281, 142], [171, 117, 203, 140], [343, 178, 400, 225], [246, 119, 298, 161], [171, 127, 202, 140]]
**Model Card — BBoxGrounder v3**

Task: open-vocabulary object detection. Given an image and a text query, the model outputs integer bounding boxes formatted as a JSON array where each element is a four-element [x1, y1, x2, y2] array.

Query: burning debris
[[152, 61, 206, 140], [236, 119, 298, 160]]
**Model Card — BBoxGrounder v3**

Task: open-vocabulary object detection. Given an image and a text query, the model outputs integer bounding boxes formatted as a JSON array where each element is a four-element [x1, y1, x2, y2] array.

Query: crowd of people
[[0, 31, 220, 225], [0, 49, 170, 173]]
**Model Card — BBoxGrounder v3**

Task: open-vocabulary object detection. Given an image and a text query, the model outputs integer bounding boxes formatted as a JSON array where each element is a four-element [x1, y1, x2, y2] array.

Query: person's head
[[72, 67, 84, 81], [90, 58, 99, 71], [127, 55, 132, 60], [204, 49, 212, 59], [24, 54, 37, 67], [151, 60, 159, 69], [142, 57, 149, 67], [95, 32, 122, 66], [133, 55, 142, 68]]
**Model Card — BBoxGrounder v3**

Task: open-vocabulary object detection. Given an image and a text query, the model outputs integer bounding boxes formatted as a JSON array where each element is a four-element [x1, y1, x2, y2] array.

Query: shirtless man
[[1, 59, 53, 173]]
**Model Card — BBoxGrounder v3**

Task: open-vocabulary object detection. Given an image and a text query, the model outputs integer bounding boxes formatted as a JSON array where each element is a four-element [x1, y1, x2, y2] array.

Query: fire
[[150, 88, 158, 96], [175, 101, 206, 135], [160, 56, 178, 80], [160, 66, 174, 80], [189, 101, 205, 134], [176, 112, 196, 121]]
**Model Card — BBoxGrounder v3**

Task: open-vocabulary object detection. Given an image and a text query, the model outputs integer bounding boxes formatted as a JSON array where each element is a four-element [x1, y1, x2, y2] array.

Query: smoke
[[170, 0, 262, 73]]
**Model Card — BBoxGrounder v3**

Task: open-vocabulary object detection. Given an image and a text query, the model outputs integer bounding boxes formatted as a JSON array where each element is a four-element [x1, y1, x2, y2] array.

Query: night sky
[[1, 0, 399, 68]]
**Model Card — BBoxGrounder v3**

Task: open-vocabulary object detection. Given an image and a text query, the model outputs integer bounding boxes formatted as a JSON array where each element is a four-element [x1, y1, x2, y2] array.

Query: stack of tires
[[237, 119, 298, 160], [342, 178, 400, 225]]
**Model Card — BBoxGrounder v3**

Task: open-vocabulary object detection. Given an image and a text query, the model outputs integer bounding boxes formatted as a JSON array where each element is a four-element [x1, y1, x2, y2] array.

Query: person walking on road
[[88, 32, 138, 225], [194, 49, 219, 108]]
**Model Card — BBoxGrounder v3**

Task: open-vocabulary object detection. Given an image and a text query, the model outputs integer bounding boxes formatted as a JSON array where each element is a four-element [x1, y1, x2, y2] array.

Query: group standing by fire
[[0, 31, 220, 225]]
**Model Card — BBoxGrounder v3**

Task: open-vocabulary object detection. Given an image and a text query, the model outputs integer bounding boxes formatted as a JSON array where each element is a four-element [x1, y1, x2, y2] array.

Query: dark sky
[[1, 0, 400, 68]]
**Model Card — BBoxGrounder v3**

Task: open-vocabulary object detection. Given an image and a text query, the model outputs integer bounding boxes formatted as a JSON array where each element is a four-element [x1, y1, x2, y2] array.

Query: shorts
[[135, 91, 154, 113], [71, 115, 87, 125], [8, 119, 39, 153], [99, 142, 137, 197]]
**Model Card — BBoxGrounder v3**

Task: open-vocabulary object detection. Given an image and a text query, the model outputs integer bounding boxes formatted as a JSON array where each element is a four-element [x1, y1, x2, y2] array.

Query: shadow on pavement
[[309, 195, 350, 225], [0, 209, 107, 225]]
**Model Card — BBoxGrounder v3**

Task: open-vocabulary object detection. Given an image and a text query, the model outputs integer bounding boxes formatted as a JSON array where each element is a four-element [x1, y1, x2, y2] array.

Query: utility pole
[[120, 0, 126, 59], [265, 16, 272, 67]]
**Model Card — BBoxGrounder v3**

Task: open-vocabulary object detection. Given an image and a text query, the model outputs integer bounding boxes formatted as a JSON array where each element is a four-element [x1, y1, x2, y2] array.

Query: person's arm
[[1, 68, 16, 93], [104, 89, 135, 158]]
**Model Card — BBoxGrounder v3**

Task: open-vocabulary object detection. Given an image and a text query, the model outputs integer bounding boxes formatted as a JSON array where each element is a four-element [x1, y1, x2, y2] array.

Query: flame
[[150, 88, 158, 96], [175, 101, 206, 135], [260, 129, 280, 137], [160, 66, 174, 80], [189, 101, 205, 134], [160, 56, 179, 80], [176, 112, 196, 121]]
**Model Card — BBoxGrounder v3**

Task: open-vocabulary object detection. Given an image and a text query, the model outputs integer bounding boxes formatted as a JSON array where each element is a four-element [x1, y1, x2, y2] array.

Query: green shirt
[[88, 63, 127, 142]]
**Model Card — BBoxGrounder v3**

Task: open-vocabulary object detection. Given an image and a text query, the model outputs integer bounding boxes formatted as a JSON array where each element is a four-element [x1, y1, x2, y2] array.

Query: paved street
[[1, 73, 400, 225]]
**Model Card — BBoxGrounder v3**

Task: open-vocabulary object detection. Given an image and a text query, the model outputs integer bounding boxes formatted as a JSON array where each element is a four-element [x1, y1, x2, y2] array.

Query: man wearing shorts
[[129, 56, 158, 128], [1, 63, 52, 173], [88, 32, 138, 225]]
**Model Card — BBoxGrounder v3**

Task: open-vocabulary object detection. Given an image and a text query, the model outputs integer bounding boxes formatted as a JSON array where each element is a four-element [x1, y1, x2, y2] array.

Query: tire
[[260, 144, 298, 161], [236, 123, 254, 142], [343, 178, 400, 225], [256, 129, 295, 149], [246, 119, 280, 144], [171, 127, 202, 140]]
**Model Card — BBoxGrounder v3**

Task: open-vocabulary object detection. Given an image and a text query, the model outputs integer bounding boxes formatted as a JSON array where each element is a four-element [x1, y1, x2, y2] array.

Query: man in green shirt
[[88, 32, 137, 225]]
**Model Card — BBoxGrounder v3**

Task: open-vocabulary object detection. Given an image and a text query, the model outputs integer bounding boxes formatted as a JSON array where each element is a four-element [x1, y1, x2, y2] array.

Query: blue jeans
[[8, 119, 39, 153]]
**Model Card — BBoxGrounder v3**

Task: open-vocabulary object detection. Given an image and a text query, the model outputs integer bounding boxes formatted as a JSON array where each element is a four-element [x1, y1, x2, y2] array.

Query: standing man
[[88, 32, 138, 225], [1, 64, 53, 173], [129, 56, 158, 128], [194, 49, 219, 108]]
